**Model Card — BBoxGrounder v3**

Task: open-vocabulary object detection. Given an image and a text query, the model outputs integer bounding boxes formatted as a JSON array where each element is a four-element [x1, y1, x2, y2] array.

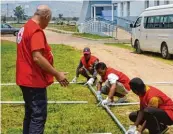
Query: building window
[[154, 0, 160, 6], [121, 3, 123, 17], [127, 2, 130, 16], [145, 0, 149, 9], [164, 0, 169, 4]]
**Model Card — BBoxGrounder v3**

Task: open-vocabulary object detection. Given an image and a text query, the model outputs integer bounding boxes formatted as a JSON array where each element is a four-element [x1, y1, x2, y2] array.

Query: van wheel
[[14, 31, 18, 36], [161, 44, 170, 59], [135, 40, 142, 54]]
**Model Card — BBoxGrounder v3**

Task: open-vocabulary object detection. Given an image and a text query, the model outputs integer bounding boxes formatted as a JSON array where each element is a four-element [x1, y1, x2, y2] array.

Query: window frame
[[144, 14, 173, 29], [134, 17, 142, 28]]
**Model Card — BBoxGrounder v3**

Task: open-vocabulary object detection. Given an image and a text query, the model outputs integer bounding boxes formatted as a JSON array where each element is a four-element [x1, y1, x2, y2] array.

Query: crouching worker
[[95, 62, 131, 104], [127, 77, 173, 134], [72, 47, 99, 85]]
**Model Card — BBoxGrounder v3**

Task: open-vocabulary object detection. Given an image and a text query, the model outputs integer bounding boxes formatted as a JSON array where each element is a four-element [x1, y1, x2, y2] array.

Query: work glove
[[126, 125, 137, 134], [72, 76, 78, 83], [134, 131, 141, 134], [84, 78, 94, 86], [101, 97, 112, 106], [96, 90, 102, 101]]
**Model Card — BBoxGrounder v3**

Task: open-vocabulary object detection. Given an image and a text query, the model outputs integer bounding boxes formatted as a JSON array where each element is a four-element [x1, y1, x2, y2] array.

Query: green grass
[[105, 43, 173, 65], [105, 43, 134, 51], [141, 52, 173, 65], [10, 23, 78, 32], [1, 40, 124, 134], [73, 33, 112, 40], [1, 40, 172, 134], [48, 24, 78, 32], [10, 23, 24, 28]]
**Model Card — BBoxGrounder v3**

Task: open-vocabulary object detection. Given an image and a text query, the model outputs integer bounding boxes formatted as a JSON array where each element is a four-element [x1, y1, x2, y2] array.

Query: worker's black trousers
[[129, 107, 173, 134], [20, 86, 47, 134]]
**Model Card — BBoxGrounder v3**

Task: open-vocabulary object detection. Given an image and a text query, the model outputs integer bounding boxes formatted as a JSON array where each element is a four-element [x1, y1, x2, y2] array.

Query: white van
[[130, 4, 173, 59]]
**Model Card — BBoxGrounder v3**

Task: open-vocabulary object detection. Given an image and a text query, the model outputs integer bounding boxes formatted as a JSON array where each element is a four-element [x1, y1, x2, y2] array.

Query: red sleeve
[[31, 31, 45, 52]]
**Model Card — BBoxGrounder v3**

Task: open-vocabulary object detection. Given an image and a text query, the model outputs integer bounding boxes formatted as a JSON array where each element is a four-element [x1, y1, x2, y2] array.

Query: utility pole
[[6, 3, 9, 22]]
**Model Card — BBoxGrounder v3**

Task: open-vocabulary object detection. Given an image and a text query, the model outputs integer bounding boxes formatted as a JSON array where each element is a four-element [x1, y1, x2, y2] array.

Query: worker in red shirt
[[72, 47, 99, 85], [16, 5, 69, 134], [95, 62, 131, 104], [126, 77, 173, 134]]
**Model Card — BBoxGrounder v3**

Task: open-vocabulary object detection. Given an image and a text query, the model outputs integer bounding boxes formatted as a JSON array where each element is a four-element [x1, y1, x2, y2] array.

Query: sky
[[1, 0, 83, 17]]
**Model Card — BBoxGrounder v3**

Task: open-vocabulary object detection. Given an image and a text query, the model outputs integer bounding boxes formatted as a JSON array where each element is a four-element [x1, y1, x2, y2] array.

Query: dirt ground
[[1, 30, 173, 99]]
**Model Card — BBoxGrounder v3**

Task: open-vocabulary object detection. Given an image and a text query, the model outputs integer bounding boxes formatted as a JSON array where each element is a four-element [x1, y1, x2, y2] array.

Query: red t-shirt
[[16, 19, 54, 88], [140, 86, 173, 121], [101, 67, 131, 91], [81, 55, 98, 70]]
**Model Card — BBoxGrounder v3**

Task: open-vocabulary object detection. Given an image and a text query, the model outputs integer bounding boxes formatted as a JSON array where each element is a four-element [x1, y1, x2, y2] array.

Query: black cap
[[83, 47, 91, 54]]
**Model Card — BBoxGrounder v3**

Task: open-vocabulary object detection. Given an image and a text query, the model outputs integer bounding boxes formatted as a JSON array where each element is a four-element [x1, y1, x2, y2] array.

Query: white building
[[78, 0, 173, 36], [112, 0, 173, 21], [79, 0, 173, 23]]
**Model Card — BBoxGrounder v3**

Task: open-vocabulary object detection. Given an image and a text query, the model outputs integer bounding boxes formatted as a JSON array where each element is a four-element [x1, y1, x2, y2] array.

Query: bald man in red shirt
[[16, 5, 69, 134]]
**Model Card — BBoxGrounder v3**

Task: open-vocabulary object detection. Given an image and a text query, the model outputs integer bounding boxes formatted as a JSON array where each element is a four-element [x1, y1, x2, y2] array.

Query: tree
[[52, 17, 56, 21], [58, 14, 63, 20], [23, 15, 28, 20], [72, 17, 78, 21], [2, 16, 6, 23], [13, 5, 25, 23]]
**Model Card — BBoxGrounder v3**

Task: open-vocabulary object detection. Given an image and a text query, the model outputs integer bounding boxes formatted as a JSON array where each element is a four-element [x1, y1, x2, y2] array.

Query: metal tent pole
[[1, 101, 88, 104], [145, 82, 173, 85], [1, 81, 173, 86], [109, 102, 139, 106], [87, 84, 127, 134], [1, 82, 85, 86]]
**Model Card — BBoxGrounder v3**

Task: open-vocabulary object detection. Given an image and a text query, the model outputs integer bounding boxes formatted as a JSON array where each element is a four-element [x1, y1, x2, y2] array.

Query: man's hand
[[72, 76, 78, 83], [84, 78, 94, 85], [55, 72, 69, 87], [88, 66, 93, 71], [126, 125, 137, 134], [134, 131, 141, 134], [101, 97, 112, 106], [79, 68, 84, 72], [96, 90, 102, 101]]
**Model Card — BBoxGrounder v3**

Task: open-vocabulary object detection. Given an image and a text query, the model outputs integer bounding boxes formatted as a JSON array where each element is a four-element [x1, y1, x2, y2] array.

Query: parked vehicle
[[1, 23, 20, 36], [130, 4, 173, 59]]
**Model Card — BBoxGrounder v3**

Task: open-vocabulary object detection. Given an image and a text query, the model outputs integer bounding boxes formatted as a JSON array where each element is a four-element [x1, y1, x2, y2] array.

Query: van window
[[134, 17, 142, 27], [147, 16, 155, 28], [163, 15, 173, 28], [167, 15, 173, 28], [144, 17, 148, 28], [144, 14, 173, 29], [154, 16, 160, 28], [159, 16, 164, 28]]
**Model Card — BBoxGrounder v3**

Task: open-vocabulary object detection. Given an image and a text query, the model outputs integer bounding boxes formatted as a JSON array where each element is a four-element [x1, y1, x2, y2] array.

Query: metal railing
[[112, 16, 135, 33], [79, 17, 116, 37], [78, 16, 135, 38]]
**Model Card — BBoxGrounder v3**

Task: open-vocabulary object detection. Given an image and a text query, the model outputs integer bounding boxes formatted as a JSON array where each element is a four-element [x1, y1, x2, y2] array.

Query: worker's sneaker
[[160, 124, 169, 134], [115, 96, 127, 103]]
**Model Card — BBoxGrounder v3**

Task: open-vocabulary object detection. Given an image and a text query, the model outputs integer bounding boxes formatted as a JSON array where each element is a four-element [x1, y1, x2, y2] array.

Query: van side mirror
[[130, 24, 133, 28]]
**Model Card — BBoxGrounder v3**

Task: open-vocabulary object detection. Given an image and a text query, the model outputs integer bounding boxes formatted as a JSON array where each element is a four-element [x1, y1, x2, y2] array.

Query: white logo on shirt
[[17, 27, 24, 44]]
